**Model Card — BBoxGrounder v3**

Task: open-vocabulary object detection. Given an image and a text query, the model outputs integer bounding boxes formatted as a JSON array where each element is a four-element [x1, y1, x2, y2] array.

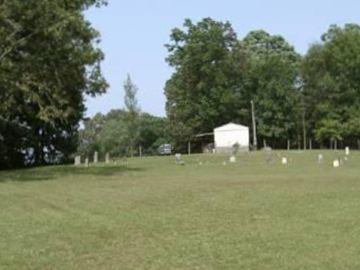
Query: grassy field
[[0, 150, 360, 270]]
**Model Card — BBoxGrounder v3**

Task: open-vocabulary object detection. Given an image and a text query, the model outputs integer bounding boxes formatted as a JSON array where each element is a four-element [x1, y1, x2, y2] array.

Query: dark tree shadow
[[0, 164, 144, 183]]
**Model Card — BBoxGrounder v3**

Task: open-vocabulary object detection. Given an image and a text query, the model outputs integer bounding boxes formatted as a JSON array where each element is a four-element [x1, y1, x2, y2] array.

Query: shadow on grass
[[0, 164, 144, 183]]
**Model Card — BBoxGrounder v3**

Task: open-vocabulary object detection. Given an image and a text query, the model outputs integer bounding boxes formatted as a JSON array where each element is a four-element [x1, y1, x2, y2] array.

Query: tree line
[[78, 75, 170, 159], [1, 5, 360, 169], [165, 18, 360, 152]]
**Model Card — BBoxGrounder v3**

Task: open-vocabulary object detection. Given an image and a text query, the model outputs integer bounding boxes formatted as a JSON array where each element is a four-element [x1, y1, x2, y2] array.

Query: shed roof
[[214, 122, 249, 132]]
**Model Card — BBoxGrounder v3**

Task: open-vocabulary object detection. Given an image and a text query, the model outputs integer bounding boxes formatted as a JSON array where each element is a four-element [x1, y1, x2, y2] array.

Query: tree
[[241, 30, 301, 147], [123, 75, 140, 156], [165, 18, 239, 150], [77, 110, 169, 157], [315, 119, 343, 147], [165, 20, 302, 151], [302, 24, 360, 146], [0, 0, 108, 169]]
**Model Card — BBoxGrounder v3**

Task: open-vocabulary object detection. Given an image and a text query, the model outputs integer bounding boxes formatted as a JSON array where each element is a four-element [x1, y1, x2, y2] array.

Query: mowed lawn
[[0, 151, 360, 270]]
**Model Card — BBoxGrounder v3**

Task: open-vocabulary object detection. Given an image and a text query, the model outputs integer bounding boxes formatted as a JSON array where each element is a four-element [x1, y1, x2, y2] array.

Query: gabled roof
[[214, 122, 249, 131]]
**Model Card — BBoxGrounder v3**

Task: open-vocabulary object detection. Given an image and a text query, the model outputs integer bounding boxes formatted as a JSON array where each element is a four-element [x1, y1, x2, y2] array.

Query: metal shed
[[214, 123, 249, 153]]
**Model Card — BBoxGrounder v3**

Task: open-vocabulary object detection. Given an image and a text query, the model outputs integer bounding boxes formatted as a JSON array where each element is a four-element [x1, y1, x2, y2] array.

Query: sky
[[84, 0, 360, 118]]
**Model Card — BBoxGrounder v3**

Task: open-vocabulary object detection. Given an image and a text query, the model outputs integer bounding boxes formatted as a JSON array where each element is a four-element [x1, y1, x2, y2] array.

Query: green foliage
[[315, 119, 343, 142], [78, 110, 170, 157], [165, 19, 301, 149], [123, 75, 140, 156], [0, 0, 107, 169], [165, 18, 239, 149], [302, 24, 360, 145], [242, 30, 301, 143]]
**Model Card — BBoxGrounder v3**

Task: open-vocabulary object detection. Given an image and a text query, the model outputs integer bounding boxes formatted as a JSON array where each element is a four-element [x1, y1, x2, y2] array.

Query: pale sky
[[85, 0, 360, 118]]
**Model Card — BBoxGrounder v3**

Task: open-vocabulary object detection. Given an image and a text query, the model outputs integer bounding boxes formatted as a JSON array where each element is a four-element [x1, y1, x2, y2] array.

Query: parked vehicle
[[157, 144, 172, 155]]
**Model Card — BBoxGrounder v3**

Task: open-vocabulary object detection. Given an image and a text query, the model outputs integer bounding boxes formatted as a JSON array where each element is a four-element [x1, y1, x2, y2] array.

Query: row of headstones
[[175, 147, 352, 167], [74, 152, 111, 166], [280, 146, 351, 168]]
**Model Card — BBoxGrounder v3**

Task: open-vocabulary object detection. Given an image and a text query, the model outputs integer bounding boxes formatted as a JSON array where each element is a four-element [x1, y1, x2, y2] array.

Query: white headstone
[[229, 156, 236, 163], [94, 151, 98, 163], [345, 147, 350, 156], [85, 158, 89, 168], [333, 159, 340, 168], [105, 153, 110, 164], [175, 153, 182, 164], [318, 154, 323, 164], [282, 157, 288, 165], [74, 156, 81, 166]]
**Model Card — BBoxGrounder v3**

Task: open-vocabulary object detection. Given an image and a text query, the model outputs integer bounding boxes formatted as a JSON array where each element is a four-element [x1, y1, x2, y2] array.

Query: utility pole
[[302, 106, 307, 150], [251, 100, 258, 150]]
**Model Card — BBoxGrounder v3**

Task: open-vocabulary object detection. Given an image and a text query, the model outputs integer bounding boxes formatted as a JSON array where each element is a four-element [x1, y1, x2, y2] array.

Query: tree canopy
[[165, 19, 302, 150], [0, 0, 108, 168]]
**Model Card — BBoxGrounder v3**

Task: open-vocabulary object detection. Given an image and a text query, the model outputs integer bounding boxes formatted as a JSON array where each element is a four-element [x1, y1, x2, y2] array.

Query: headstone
[[282, 157, 288, 165], [175, 153, 182, 164], [318, 154, 323, 164], [105, 153, 110, 164], [333, 159, 340, 168], [93, 151, 98, 164], [345, 147, 350, 156], [229, 156, 236, 163], [85, 158, 89, 168], [74, 156, 81, 166], [265, 147, 273, 164]]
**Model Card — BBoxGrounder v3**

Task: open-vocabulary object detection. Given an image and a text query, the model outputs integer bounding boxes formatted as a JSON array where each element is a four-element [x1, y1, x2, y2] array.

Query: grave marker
[[318, 154, 323, 164], [85, 158, 89, 168], [282, 157, 288, 165], [105, 153, 110, 164], [74, 156, 81, 166], [93, 151, 98, 164], [175, 153, 182, 164]]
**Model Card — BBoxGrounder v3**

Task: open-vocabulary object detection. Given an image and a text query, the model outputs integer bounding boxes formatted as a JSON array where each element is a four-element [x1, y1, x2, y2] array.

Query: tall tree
[[0, 0, 108, 168], [123, 74, 140, 156], [241, 30, 301, 147], [165, 18, 238, 150], [302, 24, 360, 146]]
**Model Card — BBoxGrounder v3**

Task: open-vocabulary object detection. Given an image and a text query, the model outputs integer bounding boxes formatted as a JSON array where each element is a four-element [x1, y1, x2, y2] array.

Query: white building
[[214, 123, 249, 153]]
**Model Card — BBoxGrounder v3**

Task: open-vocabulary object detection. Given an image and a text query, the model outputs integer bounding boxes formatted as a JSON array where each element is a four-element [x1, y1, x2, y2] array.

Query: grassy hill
[[0, 151, 359, 269]]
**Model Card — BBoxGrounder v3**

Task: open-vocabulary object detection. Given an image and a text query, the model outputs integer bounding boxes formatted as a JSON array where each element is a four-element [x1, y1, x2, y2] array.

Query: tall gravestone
[[85, 158, 89, 168], [94, 151, 98, 164], [105, 153, 110, 164], [74, 156, 81, 166]]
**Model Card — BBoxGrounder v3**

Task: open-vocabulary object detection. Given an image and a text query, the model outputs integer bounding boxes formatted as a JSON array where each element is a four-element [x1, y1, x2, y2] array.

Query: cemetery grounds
[[0, 150, 359, 269]]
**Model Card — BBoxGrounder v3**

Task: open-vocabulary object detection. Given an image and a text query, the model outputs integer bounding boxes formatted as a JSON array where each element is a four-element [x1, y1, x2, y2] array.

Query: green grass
[[0, 150, 360, 270]]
